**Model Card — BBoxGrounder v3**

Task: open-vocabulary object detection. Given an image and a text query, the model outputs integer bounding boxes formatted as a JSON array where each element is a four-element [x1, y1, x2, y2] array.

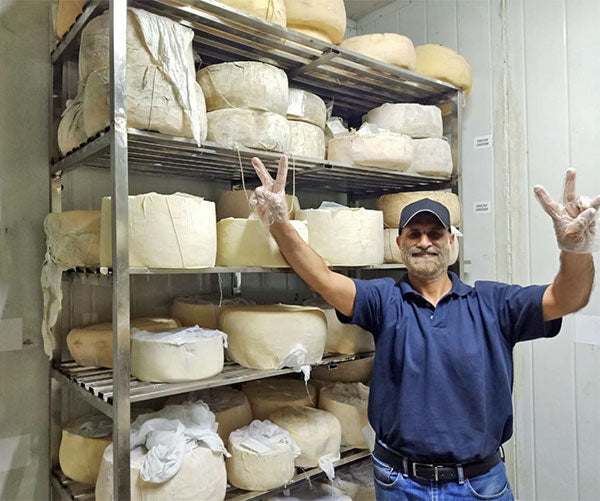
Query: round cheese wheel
[[216, 218, 308, 267], [327, 132, 414, 170], [242, 378, 317, 420], [216, 190, 300, 220], [321, 309, 374, 355], [44, 211, 101, 267], [340, 33, 416, 71], [59, 415, 112, 485], [416, 44, 472, 96], [364, 103, 443, 139], [377, 191, 462, 228], [284, 0, 347, 44], [268, 406, 341, 468], [409, 138, 453, 177], [318, 383, 369, 449], [57, 92, 88, 155], [289, 25, 334, 43], [207, 109, 291, 152], [296, 208, 384, 266], [289, 121, 326, 159], [219, 304, 326, 370], [215, 0, 286, 26], [171, 297, 219, 329], [312, 357, 373, 384], [384, 228, 403, 264], [130, 327, 225, 383], [197, 61, 288, 115], [287, 88, 327, 129]]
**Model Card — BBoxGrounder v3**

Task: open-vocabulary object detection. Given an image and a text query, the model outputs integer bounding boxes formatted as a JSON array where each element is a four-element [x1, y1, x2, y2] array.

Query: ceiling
[[344, 0, 397, 21]]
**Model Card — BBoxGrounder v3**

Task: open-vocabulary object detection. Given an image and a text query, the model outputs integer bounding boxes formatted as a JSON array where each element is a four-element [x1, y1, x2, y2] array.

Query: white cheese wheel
[[340, 34, 416, 71], [44, 211, 101, 267], [242, 378, 317, 420], [312, 357, 373, 384], [206, 0, 286, 26], [416, 44, 472, 96], [219, 304, 326, 370], [364, 103, 443, 139], [327, 132, 413, 170], [384, 228, 403, 264], [55, 0, 85, 38], [318, 383, 369, 449], [409, 138, 453, 177], [296, 208, 384, 266], [321, 309, 374, 355], [289, 121, 326, 159], [131, 327, 225, 382], [284, 0, 346, 44], [216, 190, 300, 220], [207, 109, 291, 152], [290, 26, 334, 44], [216, 218, 308, 267], [171, 297, 219, 329], [268, 406, 341, 468], [99, 193, 216, 269], [57, 92, 88, 155], [95, 444, 226, 501], [197, 62, 288, 115], [67, 317, 180, 368], [377, 191, 462, 228], [59, 415, 112, 485], [287, 88, 326, 130]]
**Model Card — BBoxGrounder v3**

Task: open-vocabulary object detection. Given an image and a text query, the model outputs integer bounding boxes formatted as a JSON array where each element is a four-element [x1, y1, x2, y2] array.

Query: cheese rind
[[171, 297, 220, 329], [287, 88, 327, 129], [289, 25, 334, 43], [284, 0, 347, 44], [408, 138, 453, 177], [57, 92, 88, 155], [364, 103, 443, 138], [289, 121, 326, 159], [416, 44, 472, 96], [242, 378, 317, 420], [312, 357, 373, 384], [55, 0, 85, 38], [377, 191, 462, 228], [217, 191, 300, 220], [44, 211, 101, 267], [321, 309, 374, 355], [340, 34, 416, 71], [384, 228, 403, 264], [327, 132, 413, 170], [202, 0, 287, 26]]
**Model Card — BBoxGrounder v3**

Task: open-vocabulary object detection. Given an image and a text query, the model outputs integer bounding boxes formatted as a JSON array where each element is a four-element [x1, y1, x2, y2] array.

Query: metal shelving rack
[[49, 0, 464, 499]]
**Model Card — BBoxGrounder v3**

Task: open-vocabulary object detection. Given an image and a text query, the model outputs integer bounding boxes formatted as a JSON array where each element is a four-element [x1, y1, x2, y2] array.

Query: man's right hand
[[249, 156, 290, 226]]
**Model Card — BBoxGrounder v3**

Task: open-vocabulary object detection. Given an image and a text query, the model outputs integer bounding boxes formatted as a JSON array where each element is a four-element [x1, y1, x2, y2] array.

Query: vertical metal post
[[448, 90, 464, 279], [110, 0, 131, 499]]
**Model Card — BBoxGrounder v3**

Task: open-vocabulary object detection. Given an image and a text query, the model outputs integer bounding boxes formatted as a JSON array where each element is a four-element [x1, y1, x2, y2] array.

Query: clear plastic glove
[[249, 156, 289, 226], [534, 169, 600, 253]]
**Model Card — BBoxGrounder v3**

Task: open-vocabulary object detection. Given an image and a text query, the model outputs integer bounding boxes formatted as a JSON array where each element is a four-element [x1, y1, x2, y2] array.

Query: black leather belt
[[373, 442, 503, 482]]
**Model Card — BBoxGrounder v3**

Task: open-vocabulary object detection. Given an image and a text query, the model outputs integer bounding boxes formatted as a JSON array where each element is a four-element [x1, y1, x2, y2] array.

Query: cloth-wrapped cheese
[[44, 211, 101, 267], [318, 383, 369, 449], [328, 459, 376, 500], [321, 308, 374, 355], [284, 0, 346, 44], [312, 357, 373, 384], [289, 121, 326, 159], [57, 91, 88, 155], [327, 132, 413, 170], [195, 0, 286, 26], [219, 304, 326, 370], [416, 44, 472, 96], [197, 61, 288, 115], [340, 33, 416, 70], [100, 193, 216, 269], [408, 138, 453, 177], [67, 317, 179, 368], [287, 88, 327, 129], [364, 103, 443, 138], [242, 378, 317, 420], [171, 297, 220, 329], [217, 190, 300, 220], [377, 191, 462, 228]]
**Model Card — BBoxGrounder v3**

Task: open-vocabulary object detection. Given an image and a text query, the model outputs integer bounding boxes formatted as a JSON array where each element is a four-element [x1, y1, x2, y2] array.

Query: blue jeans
[[372, 454, 515, 500]]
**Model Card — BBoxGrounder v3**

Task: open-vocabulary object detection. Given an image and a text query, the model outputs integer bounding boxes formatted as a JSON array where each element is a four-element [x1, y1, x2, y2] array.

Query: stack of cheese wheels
[[95, 443, 227, 501], [286, 88, 327, 159], [377, 191, 462, 228], [216, 190, 300, 220], [319, 383, 369, 449], [219, 304, 326, 369], [55, 0, 85, 38], [340, 33, 416, 71], [67, 317, 179, 368], [99, 193, 217, 269], [296, 207, 384, 265], [312, 357, 374, 384], [216, 218, 308, 267], [384, 227, 460, 265], [130, 326, 226, 382], [320, 308, 375, 355], [171, 297, 220, 329], [197, 61, 290, 152], [204, 0, 287, 26], [268, 406, 341, 468], [283, 0, 346, 44], [242, 378, 317, 420], [44, 211, 101, 267], [416, 44, 472, 96], [59, 415, 112, 485]]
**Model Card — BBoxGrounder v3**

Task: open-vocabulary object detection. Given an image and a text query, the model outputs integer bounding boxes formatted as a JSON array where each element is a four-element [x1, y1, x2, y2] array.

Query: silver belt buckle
[[412, 462, 440, 481]]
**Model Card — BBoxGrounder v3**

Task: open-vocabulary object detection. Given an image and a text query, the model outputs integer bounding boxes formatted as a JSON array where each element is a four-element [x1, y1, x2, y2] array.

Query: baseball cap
[[398, 198, 451, 233]]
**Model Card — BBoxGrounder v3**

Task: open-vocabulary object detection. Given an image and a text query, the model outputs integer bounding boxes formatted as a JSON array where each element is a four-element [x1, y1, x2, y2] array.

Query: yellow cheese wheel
[[416, 44, 472, 96]]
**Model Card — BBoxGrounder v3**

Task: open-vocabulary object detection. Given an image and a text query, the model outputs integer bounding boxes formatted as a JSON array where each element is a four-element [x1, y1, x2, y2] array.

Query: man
[[249, 156, 598, 500]]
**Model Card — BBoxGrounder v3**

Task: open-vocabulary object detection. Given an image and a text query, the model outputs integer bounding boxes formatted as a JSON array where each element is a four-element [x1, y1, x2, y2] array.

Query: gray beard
[[399, 243, 451, 281]]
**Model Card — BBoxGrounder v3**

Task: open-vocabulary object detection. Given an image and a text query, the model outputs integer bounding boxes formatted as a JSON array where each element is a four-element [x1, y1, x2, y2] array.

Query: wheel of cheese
[[408, 138, 453, 177], [131, 327, 225, 383], [318, 383, 369, 449], [44, 211, 101, 267], [95, 444, 226, 501], [312, 357, 373, 384], [216, 190, 300, 220], [287, 88, 326, 129], [66, 317, 180, 368], [296, 208, 384, 266], [321, 309, 374, 355], [100, 193, 216, 269], [207, 109, 291, 152], [364, 103, 443, 139], [289, 121, 326, 159], [197, 61, 288, 115], [242, 378, 317, 420], [340, 34, 416, 71], [268, 406, 341, 468], [219, 304, 326, 370], [289, 25, 334, 44], [384, 228, 403, 264], [327, 132, 414, 170], [377, 191, 462, 228], [55, 0, 85, 38], [57, 92, 88, 155], [284, 0, 347, 44], [212, 0, 286, 26], [216, 218, 308, 267], [59, 415, 112, 485], [416, 44, 472, 96], [171, 297, 220, 329]]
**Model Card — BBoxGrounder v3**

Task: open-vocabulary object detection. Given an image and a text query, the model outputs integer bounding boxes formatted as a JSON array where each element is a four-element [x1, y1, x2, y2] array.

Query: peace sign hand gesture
[[249, 155, 290, 226], [534, 169, 600, 253]]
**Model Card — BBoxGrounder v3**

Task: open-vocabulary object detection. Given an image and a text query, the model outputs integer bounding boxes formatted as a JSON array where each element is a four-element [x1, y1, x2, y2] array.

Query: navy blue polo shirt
[[337, 272, 562, 463]]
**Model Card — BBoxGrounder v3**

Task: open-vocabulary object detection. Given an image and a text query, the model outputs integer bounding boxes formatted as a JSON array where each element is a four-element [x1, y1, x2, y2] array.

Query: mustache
[[407, 246, 441, 256]]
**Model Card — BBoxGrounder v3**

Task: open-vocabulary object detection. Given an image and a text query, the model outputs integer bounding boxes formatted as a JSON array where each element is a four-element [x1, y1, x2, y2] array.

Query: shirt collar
[[399, 271, 472, 299]]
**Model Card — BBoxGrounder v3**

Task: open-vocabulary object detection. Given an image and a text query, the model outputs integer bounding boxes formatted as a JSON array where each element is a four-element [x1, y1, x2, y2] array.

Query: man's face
[[396, 213, 454, 280]]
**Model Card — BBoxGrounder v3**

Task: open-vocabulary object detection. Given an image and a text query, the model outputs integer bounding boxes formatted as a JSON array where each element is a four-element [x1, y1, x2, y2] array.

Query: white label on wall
[[0, 318, 23, 352], [473, 201, 491, 214], [0, 434, 31, 472], [474, 135, 492, 149], [575, 315, 600, 346]]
